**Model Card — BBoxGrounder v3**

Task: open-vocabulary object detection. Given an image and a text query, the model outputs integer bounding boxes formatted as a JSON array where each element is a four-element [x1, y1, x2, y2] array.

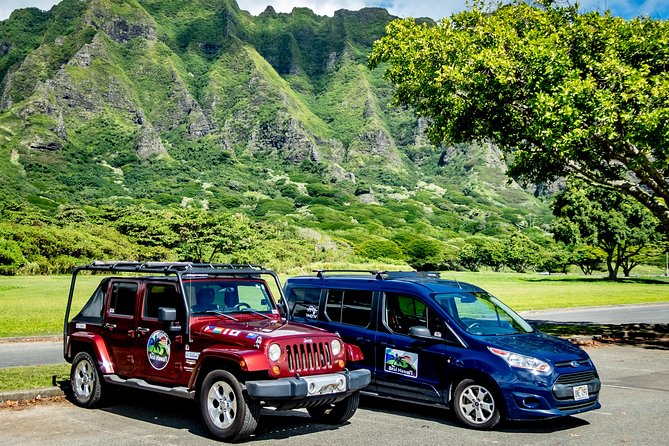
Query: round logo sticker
[[147, 330, 171, 370]]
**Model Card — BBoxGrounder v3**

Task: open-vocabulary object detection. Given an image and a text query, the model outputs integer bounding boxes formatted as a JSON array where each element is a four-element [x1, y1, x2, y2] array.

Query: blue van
[[284, 271, 601, 429]]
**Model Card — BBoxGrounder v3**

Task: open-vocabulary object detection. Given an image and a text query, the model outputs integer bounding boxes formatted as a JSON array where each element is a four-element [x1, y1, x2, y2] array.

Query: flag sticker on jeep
[[147, 330, 171, 370], [384, 348, 418, 378]]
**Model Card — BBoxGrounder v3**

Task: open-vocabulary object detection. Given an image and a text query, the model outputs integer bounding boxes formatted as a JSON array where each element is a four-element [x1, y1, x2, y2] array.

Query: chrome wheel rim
[[207, 380, 237, 429], [458, 384, 495, 424], [73, 359, 95, 400]]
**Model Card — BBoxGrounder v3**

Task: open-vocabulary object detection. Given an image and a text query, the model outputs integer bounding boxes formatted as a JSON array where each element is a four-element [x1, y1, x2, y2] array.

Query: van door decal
[[384, 348, 418, 378]]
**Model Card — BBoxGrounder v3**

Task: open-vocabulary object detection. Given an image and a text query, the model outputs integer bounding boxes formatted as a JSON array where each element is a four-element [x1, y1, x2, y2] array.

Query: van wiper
[[199, 310, 238, 321]]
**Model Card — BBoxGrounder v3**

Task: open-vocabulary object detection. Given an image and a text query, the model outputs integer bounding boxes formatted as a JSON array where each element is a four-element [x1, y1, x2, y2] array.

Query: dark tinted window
[[288, 287, 321, 319], [109, 282, 137, 317], [325, 289, 372, 327], [144, 283, 182, 319]]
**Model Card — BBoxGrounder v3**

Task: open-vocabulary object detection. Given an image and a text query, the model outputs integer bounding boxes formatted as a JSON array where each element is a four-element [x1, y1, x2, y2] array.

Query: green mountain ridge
[[0, 0, 557, 272]]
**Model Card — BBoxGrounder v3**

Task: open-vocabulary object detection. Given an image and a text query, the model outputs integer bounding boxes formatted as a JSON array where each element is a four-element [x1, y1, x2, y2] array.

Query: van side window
[[385, 293, 454, 341], [288, 288, 321, 319], [109, 282, 137, 316], [325, 289, 372, 327]]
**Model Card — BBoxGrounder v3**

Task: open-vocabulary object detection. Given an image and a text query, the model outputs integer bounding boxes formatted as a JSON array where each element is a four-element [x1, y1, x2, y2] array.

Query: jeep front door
[[134, 282, 186, 384], [104, 281, 140, 377]]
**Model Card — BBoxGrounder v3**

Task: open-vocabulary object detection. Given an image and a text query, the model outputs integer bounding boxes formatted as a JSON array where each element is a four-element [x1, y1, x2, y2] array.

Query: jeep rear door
[[104, 280, 140, 377]]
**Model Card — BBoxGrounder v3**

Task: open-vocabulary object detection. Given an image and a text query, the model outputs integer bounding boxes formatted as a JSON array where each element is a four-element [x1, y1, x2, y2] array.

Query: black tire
[[70, 351, 104, 408], [199, 370, 260, 441], [307, 391, 360, 424], [451, 378, 501, 429]]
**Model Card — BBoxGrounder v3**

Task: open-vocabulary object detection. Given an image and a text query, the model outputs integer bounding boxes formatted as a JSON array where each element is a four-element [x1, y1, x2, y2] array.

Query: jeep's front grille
[[555, 371, 596, 385], [285, 342, 332, 373]]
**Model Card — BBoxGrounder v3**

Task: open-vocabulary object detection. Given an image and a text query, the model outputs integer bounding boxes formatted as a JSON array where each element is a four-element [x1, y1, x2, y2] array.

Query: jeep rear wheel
[[70, 351, 104, 407], [307, 390, 360, 424], [199, 370, 260, 441]]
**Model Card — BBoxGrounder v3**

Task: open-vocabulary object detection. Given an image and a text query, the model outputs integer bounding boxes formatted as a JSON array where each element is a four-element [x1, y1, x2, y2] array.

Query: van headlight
[[268, 343, 282, 362], [331, 339, 342, 356], [488, 347, 552, 374]]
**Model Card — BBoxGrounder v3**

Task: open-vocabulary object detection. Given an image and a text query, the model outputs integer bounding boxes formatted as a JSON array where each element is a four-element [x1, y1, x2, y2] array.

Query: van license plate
[[573, 385, 589, 401]]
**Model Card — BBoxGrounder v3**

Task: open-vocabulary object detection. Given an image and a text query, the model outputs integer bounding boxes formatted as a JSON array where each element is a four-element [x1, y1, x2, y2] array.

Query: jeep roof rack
[[313, 270, 441, 280], [65, 261, 284, 346]]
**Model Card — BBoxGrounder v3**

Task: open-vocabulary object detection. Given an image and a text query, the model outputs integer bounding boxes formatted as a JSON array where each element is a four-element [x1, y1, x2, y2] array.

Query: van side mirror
[[409, 325, 432, 338]]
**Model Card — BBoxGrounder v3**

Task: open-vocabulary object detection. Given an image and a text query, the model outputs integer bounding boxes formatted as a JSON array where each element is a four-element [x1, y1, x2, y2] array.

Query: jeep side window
[[143, 283, 183, 319], [109, 282, 137, 316], [325, 289, 372, 327], [385, 293, 455, 341], [288, 288, 321, 319]]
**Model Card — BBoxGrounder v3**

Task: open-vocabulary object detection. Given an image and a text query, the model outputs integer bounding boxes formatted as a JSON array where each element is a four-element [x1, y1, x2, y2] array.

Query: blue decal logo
[[147, 330, 171, 370]]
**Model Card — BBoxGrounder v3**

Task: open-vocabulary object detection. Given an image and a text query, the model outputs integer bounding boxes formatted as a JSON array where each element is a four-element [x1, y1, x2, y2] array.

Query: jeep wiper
[[198, 310, 239, 321], [239, 307, 270, 319]]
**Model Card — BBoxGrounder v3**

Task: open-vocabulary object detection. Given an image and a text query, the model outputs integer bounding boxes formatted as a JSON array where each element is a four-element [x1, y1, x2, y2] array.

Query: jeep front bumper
[[245, 369, 370, 400]]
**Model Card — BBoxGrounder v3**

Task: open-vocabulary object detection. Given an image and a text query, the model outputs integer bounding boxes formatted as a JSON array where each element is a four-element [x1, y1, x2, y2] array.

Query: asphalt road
[[519, 302, 669, 325], [1, 344, 667, 445], [1, 303, 667, 368]]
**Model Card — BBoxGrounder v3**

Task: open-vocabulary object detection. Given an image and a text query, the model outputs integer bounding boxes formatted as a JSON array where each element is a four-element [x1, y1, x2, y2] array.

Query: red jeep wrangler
[[63, 262, 370, 441]]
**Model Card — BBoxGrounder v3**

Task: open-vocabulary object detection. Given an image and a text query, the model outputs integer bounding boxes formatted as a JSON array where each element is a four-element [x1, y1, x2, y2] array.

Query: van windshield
[[433, 292, 533, 335]]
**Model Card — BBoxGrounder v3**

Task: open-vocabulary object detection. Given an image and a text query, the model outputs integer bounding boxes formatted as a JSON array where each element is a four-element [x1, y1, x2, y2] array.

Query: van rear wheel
[[452, 379, 501, 429]]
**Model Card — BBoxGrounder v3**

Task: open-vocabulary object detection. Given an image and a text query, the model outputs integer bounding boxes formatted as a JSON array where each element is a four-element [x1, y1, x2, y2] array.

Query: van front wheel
[[452, 379, 501, 429]]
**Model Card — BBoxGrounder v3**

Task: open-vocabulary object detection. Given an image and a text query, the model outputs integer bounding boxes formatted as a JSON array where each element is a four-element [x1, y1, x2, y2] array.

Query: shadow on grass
[[524, 276, 669, 285], [533, 321, 669, 350]]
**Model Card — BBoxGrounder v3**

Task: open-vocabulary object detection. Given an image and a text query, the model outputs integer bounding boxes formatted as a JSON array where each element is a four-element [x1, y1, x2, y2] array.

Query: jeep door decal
[[384, 348, 418, 378], [147, 330, 171, 370]]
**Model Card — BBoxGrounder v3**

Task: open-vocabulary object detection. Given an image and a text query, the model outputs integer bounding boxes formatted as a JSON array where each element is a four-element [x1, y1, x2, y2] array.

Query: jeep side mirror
[[158, 307, 177, 322], [409, 325, 432, 338]]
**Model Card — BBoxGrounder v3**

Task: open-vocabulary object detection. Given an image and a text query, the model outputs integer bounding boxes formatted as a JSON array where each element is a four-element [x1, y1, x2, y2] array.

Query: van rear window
[[325, 289, 372, 327]]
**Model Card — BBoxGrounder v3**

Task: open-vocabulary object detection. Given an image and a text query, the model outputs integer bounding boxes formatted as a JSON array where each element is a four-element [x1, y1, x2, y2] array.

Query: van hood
[[483, 331, 589, 363]]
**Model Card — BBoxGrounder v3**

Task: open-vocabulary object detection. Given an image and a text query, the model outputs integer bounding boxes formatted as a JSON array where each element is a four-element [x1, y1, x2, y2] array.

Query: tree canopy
[[552, 178, 661, 279], [369, 0, 669, 233]]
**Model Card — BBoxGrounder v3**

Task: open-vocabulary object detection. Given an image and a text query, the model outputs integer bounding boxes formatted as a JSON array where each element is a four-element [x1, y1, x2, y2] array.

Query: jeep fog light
[[337, 378, 345, 391], [268, 343, 282, 362], [331, 339, 342, 356]]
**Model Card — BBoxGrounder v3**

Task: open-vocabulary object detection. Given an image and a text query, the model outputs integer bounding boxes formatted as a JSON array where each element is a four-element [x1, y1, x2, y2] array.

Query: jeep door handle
[[136, 327, 150, 335], [103, 323, 116, 330]]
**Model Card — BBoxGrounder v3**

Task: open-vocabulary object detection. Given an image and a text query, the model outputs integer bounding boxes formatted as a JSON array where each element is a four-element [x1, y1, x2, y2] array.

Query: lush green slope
[[0, 0, 560, 274]]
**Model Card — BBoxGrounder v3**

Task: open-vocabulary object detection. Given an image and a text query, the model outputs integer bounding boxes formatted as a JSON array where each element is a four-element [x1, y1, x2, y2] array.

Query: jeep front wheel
[[70, 351, 104, 407], [307, 390, 360, 424], [199, 370, 260, 441]]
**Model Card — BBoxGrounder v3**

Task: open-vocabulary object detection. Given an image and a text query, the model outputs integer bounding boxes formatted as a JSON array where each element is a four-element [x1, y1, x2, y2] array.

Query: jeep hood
[[192, 318, 337, 348]]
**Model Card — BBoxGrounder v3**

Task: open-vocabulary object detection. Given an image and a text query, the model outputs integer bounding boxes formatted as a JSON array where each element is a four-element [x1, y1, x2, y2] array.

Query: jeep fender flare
[[67, 331, 115, 374], [345, 343, 364, 362], [188, 347, 270, 388]]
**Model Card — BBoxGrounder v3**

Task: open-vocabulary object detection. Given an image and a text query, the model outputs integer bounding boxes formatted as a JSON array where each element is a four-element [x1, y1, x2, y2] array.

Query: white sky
[[1, 0, 667, 21]]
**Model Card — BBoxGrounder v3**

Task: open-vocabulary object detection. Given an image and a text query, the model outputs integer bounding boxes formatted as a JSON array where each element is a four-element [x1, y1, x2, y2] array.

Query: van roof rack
[[312, 270, 441, 280]]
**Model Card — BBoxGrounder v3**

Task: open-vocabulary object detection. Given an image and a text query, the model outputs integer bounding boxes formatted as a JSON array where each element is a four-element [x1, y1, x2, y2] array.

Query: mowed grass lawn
[[0, 272, 667, 338]]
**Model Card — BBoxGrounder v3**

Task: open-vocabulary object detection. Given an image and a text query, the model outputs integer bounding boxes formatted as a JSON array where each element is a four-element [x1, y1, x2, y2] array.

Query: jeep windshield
[[434, 292, 533, 335], [183, 279, 278, 316]]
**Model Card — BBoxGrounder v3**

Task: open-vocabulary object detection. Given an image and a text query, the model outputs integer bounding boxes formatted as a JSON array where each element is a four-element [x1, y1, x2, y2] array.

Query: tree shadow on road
[[532, 320, 669, 350]]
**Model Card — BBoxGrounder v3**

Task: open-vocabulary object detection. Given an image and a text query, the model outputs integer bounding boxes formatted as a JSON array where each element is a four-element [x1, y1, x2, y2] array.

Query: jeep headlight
[[488, 347, 552, 374], [331, 339, 342, 356], [268, 343, 282, 362]]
